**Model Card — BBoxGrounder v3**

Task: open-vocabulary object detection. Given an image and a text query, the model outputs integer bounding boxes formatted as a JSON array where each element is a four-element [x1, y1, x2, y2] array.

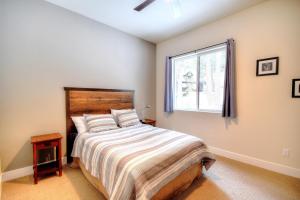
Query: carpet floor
[[2, 156, 300, 200]]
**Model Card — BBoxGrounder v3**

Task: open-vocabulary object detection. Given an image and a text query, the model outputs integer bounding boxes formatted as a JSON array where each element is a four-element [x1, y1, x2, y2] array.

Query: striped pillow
[[111, 109, 132, 123], [117, 110, 141, 127], [84, 114, 118, 133]]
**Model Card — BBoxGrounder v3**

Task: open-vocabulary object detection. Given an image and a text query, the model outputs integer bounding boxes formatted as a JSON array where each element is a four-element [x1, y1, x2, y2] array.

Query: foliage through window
[[173, 45, 226, 112]]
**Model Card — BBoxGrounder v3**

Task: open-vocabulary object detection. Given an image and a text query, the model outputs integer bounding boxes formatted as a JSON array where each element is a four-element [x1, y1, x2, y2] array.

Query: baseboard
[[2, 149, 300, 182], [209, 146, 300, 179], [2, 157, 67, 182]]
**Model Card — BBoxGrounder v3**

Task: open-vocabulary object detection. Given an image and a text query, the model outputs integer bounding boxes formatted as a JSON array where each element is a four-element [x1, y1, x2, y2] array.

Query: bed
[[64, 87, 215, 200]]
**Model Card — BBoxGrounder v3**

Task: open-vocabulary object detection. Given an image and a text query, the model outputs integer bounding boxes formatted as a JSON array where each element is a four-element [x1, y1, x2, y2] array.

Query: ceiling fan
[[134, 0, 156, 12], [133, 0, 182, 18]]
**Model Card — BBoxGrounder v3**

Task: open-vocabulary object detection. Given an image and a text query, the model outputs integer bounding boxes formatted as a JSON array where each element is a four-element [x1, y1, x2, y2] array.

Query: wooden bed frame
[[64, 87, 203, 200], [64, 87, 134, 163]]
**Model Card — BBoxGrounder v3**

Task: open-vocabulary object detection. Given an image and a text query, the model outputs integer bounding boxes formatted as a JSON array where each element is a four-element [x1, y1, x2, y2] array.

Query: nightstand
[[31, 133, 62, 184], [141, 119, 156, 126]]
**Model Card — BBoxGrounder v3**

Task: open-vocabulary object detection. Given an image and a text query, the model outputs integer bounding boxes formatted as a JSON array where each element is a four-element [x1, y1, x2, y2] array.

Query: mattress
[[72, 124, 215, 200]]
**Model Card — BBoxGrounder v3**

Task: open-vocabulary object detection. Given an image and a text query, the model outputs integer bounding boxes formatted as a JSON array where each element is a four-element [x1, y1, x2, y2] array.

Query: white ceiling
[[45, 0, 265, 43]]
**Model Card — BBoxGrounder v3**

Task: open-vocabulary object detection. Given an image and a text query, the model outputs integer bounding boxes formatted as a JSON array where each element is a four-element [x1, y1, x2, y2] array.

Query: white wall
[[0, 0, 155, 171], [156, 0, 300, 169]]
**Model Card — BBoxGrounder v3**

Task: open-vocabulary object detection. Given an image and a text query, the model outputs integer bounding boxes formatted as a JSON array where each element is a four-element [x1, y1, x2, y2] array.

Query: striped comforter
[[72, 124, 215, 200]]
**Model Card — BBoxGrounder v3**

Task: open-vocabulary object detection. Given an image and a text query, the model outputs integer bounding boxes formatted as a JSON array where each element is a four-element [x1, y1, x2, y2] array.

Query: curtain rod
[[170, 41, 227, 59]]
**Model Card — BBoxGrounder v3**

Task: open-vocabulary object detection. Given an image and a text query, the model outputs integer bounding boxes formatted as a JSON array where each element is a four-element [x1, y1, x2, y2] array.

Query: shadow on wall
[[4, 140, 32, 172], [163, 110, 239, 131]]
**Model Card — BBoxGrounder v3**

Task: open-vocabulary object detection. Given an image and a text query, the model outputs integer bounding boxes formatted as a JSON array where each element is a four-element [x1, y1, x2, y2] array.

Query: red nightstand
[[31, 133, 62, 184]]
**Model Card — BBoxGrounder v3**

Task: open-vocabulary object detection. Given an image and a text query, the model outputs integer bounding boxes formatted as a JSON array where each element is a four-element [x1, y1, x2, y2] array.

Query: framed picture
[[292, 79, 300, 98], [256, 57, 279, 76]]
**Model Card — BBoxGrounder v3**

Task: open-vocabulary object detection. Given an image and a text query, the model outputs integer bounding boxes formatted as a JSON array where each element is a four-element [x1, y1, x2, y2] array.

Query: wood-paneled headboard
[[64, 87, 134, 163]]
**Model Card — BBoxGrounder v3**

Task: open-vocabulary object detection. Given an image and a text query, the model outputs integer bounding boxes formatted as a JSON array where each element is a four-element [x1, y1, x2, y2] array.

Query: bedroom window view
[[173, 45, 226, 112]]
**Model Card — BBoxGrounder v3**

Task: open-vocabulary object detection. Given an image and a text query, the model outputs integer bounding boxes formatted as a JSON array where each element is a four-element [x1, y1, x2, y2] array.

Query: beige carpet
[[2, 156, 300, 200]]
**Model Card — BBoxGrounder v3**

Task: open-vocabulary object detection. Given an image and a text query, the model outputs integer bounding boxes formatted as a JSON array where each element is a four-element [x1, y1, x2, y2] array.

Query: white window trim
[[173, 108, 222, 114], [172, 44, 226, 113]]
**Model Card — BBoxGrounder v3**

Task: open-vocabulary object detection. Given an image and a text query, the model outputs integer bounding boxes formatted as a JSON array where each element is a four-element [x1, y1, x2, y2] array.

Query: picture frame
[[292, 79, 300, 98], [256, 57, 279, 76]]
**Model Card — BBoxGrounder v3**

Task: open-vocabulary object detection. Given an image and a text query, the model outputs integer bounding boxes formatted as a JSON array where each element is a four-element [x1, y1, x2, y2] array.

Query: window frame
[[172, 44, 227, 113]]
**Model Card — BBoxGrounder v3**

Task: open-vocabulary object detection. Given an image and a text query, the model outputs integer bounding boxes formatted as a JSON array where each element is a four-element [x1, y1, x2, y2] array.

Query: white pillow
[[71, 116, 88, 134], [117, 110, 141, 128], [84, 114, 119, 133], [111, 109, 132, 123]]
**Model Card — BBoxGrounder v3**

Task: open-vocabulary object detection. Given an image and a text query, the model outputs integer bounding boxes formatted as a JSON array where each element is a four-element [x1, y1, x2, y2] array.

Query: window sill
[[173, 109, 222, 114]]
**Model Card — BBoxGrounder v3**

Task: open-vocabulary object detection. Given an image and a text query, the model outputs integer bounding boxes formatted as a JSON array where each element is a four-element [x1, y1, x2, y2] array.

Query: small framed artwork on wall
[[256, 57, 279, 76], [292, 79, 300, 98]]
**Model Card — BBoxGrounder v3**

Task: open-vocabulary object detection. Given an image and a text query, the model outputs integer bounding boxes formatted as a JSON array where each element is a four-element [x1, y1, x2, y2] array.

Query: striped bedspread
[[72, 124, 215, 200]]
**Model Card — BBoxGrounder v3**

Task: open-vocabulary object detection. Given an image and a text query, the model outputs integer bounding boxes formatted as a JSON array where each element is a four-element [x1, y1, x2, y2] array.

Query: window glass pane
[[173, 55, 197, 110], [199, 47, 226, 111]]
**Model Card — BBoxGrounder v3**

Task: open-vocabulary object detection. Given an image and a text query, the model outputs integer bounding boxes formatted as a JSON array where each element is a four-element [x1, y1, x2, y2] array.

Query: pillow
[[71, 116, 88, 134], [84, 114, 118, 133], [117, 110, 141, 127], [111, 109, 132, 120]]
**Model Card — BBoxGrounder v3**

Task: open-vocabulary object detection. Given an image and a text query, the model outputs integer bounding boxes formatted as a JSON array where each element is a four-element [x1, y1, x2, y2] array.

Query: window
[[173, 45, 226, 112]]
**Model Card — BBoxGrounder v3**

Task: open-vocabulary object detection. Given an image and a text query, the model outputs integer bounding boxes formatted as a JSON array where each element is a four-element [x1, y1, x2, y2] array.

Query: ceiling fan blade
[[134, 0, 156, 11]]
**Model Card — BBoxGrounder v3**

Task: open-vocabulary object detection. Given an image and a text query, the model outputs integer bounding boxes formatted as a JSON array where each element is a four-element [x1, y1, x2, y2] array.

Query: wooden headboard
[[64, 87, 134, 163]]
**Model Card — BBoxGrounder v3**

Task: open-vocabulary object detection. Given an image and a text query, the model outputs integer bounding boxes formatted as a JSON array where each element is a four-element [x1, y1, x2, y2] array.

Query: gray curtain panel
[[222, 38, 236, 118], [164, 56, 174, 113]]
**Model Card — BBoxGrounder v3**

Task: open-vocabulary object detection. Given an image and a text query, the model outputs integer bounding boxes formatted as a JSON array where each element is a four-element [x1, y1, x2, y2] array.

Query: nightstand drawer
[[36, 140, 58, 150]]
